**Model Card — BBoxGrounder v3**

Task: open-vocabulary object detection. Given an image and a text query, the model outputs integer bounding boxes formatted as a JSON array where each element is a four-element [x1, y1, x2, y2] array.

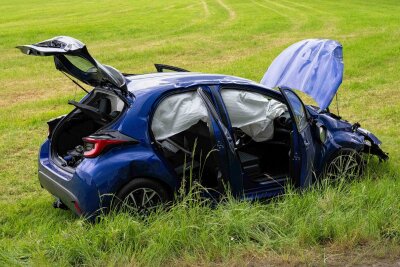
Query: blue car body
[[19, 37, 388, 217]]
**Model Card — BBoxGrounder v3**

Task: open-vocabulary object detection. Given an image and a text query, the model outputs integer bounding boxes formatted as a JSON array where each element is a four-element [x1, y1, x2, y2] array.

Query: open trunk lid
[[17, 36, 127, 92], [261, 39, 343, 110]]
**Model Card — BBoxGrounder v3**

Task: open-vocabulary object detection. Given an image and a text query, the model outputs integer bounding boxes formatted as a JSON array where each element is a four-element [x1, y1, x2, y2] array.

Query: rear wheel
[[323, 149, 363, 181], [113, 178, 170, 215]]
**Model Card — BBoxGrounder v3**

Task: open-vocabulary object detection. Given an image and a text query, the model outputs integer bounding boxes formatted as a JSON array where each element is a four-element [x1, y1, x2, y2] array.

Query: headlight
[[318, 125, 327, 143]]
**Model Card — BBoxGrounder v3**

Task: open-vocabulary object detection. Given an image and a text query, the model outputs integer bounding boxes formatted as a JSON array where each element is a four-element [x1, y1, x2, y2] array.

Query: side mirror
[[315, 122, 327, 143]]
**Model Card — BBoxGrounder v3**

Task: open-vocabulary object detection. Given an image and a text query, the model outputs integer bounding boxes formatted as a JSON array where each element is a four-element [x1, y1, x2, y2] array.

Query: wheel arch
[[115, 175, 175, 200], [313, 130, 365, 179]]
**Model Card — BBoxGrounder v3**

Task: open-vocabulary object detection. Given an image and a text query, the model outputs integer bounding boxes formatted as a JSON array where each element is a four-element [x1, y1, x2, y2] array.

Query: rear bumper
[[38, 140, 101, 217], [38, 168, 81, 215]]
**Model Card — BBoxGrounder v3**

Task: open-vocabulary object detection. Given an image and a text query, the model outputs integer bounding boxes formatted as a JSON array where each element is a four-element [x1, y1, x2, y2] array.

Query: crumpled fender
[[356, 125, 389, 161]]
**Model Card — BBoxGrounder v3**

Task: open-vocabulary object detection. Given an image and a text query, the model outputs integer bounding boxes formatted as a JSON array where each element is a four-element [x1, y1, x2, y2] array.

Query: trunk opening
[[50, 89, 126, 170]]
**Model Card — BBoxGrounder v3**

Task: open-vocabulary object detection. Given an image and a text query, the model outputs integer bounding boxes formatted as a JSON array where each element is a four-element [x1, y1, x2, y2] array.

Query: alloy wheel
[[121, 187, 162, 215], [325, 152, 362, 180]]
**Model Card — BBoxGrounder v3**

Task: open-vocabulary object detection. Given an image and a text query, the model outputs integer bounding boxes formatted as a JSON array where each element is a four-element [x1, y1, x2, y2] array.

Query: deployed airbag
[[152, 90, 287, 142], [221, 90, 287, 142], [152, 92, 209, 140]]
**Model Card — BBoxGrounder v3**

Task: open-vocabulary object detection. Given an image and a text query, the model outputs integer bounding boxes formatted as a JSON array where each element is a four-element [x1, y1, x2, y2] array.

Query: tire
[[323, 149, 364, 181], [112, 178, 170, 215]]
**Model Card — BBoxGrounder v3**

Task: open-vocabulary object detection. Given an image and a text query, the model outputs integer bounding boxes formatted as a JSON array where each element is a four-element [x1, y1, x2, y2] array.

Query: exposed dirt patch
[[168, 244, 400, 266]]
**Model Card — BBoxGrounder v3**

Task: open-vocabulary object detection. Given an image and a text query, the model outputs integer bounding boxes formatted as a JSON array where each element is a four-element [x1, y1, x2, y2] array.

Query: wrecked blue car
[[18, 37, 388, 217]]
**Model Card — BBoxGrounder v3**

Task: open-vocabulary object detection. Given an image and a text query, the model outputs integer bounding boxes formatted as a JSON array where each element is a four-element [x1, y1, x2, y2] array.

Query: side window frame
[[149, 87, 212, 143], [279, 88, 309, 132], [215, 85, 287, 137]]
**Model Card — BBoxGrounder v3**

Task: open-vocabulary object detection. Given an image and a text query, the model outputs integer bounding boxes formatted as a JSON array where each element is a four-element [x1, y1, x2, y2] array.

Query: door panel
[[197, 87, 244, 196], [279, 88, 315, 186]]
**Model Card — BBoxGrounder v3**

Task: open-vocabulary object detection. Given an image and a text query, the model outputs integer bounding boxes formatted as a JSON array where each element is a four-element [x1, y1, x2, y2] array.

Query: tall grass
[[1, 157, 397, 266]]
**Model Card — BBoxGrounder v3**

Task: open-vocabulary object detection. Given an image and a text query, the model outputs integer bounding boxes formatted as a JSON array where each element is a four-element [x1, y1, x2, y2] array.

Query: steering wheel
[[68, 100, 111, 124]]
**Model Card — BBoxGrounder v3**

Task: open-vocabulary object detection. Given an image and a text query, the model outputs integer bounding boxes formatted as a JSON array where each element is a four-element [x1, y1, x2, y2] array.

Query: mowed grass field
[[1, 0, 400, 265]]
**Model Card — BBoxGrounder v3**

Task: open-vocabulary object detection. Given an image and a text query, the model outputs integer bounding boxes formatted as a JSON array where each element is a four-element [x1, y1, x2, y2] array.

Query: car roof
[[125, 72, 269, 94]]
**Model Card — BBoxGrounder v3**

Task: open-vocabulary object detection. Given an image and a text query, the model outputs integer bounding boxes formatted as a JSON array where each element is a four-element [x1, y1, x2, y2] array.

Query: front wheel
[[323, 149, 364, 181], [113, 178, 170, 215]]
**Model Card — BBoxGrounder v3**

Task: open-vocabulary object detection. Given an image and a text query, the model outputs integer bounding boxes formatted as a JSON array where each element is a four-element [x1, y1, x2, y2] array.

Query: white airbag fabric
[[151, 90, 287, 142], [152, 92, 208, 140], [221, 90, 287, 142]]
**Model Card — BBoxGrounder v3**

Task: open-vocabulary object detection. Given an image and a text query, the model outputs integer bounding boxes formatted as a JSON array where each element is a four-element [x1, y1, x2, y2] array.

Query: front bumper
[[356, 127, 389, 161], [38, 140, 101, 217]]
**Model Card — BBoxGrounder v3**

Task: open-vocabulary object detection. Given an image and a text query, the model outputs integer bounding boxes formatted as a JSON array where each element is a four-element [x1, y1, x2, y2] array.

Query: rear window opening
[[51, 89, 126, 170], [151, 91, 220, 190]]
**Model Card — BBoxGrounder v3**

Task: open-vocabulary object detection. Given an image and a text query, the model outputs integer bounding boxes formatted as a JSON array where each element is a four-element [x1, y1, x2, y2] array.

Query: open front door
[[279, 87, 316, 187], [197, 87, 244, 196]]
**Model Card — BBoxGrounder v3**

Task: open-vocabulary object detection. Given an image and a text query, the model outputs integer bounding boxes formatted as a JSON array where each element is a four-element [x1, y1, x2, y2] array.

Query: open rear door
[[279, 87, 316, 187], [17, 36, 127, 92]]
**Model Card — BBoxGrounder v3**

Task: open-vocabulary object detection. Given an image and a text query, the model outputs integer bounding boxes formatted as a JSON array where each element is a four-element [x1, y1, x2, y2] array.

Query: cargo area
[[50, 89, 126, 169]]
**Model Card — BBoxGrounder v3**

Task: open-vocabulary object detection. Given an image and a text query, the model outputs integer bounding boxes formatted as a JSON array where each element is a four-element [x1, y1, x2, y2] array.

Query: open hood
[[17, 36, 127, 91], [261, 39, 343, 110]]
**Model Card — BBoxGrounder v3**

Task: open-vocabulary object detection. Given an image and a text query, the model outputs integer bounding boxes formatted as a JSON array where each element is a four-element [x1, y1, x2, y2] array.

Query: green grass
[[0, 0, 399, 265]]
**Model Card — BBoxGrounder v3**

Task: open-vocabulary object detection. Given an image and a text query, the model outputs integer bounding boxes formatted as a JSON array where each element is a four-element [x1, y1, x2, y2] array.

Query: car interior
[[221, 88, 292, 189], [157, 120, 220, 189], [51, 90, 125, 168], [151, 91, 221, 190], [232, 112, 292, 188], [152, 89, 294, 192]]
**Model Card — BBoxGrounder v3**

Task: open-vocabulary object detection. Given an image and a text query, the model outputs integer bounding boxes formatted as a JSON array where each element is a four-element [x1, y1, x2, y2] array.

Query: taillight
[[82, 131, 139, 158], [82, 137, 128, 158]]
